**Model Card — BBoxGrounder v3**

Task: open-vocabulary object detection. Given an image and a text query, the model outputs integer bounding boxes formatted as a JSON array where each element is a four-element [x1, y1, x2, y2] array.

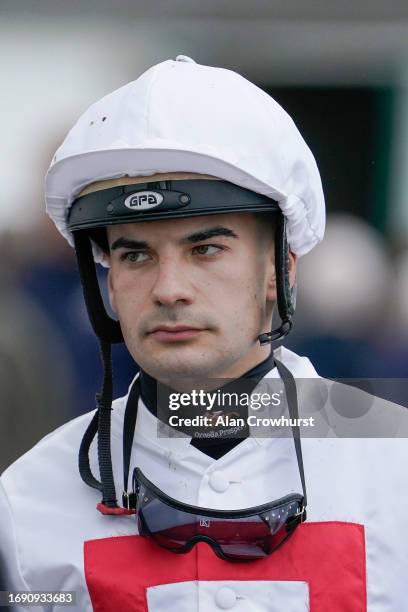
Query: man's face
[[106, 212, 293, 381]]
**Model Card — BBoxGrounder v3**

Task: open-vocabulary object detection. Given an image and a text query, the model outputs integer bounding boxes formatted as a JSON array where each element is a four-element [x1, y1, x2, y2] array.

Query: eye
[[192, 244, 223, 256], [120, 251, 150, 263]]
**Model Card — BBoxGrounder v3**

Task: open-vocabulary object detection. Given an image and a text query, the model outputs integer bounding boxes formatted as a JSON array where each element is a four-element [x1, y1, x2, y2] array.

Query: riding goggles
[[123, 358, 308, 561], [131, 467, 305, 561]]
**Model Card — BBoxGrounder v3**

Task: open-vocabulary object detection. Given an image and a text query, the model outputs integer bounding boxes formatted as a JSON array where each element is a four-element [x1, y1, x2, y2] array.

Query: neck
[[213, 342, 273, 379], [145, 343, 274, 394], [140, 345, 275, 412]]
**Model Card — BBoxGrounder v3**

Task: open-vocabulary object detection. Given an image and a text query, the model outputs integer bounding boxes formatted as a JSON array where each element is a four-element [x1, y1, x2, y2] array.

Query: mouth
[[148, 325, 205, 342]]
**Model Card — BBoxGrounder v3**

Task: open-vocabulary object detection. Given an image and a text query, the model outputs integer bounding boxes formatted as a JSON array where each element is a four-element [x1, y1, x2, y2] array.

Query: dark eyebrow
[[181, 226, 239, 244], [110, 238, 148, 251], [110, 227, 238, 251]]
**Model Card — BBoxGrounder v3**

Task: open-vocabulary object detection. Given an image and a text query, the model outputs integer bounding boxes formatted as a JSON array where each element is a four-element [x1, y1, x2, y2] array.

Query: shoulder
[[273, 345, 320, 378], [275, 345, 408, 437], [0, 390, 135, 601], [322, 377, 408, 438], [1, 410, 95, 488], [0, 392, 128, 503]]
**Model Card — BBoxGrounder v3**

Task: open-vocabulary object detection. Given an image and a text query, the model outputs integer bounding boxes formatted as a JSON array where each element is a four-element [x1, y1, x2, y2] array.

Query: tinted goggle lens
[[135, 477, 304, 561]]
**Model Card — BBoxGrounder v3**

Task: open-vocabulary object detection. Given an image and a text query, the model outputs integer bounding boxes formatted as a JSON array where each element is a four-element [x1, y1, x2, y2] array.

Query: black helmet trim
[[68, 179, 280, 232]]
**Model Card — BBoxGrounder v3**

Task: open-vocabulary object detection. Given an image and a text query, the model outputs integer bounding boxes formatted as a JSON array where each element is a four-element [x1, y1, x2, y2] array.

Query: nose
[[151, 257, 194, 307]]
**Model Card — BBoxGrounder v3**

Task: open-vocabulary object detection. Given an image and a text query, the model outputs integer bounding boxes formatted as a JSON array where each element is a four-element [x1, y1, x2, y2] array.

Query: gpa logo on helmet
[[124, 191, 164, 211]]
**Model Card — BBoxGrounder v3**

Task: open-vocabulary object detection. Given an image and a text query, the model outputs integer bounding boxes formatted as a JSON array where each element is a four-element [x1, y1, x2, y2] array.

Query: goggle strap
[[274, 358, 307, 507], [78, 337, 119, 510], [122, 376, 141, 507], [78, 409, 101, 492], [96, 338, 118, 508]]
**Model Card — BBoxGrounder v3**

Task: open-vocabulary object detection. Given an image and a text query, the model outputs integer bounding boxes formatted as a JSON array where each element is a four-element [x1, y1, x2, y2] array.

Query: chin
[[147, 360, 212, 382], [135, 348, 220, 382], [129, 333, 238, 381]]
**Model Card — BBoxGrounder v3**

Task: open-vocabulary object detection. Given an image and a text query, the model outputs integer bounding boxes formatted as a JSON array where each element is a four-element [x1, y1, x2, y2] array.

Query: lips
[[148, 324, 204, 342], [150, 325, 202, 333]]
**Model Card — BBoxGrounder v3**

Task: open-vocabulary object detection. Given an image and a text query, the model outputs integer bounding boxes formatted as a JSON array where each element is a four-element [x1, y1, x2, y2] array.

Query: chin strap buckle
[[258, 320, 293, 345]]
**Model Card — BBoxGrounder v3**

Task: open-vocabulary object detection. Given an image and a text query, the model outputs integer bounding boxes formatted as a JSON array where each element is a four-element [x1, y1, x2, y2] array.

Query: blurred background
[[1, 0, 408, 471]]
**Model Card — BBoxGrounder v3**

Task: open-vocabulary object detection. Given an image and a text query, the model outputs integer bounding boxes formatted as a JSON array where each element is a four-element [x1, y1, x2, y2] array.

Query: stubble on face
[[107, 212, 275, 383]]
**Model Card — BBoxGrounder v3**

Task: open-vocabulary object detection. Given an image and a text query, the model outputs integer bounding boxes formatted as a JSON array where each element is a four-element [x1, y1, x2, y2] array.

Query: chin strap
[[258, 212, 295, 345]]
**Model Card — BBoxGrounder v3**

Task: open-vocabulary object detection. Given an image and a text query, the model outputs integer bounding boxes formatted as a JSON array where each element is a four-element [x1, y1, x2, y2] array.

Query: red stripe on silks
[[96, 503, 135, 515], [84, 521, 367, 612]]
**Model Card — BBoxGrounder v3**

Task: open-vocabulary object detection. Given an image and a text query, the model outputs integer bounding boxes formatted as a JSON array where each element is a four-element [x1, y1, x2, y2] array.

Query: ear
[[265, 247, 276, 302], [288, 251, 297, 289], [266, 250, 297, 301], [106, 260, 117, 314]]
